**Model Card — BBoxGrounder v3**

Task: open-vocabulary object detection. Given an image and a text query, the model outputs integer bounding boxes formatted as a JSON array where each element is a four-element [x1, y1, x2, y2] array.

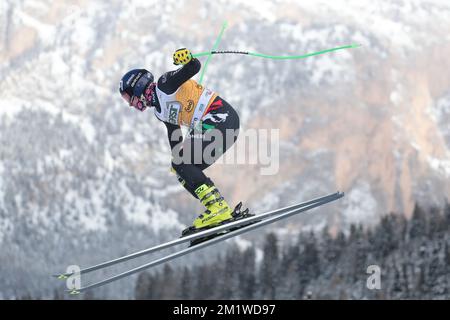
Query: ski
[[54, 191, 341, 280], [64, 191, 344, 294]]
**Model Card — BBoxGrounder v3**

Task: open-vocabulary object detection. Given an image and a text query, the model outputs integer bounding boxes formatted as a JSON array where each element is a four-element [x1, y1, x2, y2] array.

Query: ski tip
[[53, 274, 69, 280]]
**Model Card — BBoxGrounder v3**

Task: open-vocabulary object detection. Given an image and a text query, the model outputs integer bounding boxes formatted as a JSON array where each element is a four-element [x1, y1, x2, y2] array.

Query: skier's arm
[[157, 58, 201, 95]]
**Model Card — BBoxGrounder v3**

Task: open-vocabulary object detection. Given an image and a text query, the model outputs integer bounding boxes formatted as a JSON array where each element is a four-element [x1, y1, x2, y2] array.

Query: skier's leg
[[170, 162, 208, 199], [172, 97, 240, 231], [172, 96, 239, 192]]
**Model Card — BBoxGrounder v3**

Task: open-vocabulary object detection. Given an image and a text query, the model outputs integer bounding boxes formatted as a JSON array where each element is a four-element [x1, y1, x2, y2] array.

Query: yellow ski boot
[[181, 183, 257, 246], [181, 182, 234, 238], [192, 183, 234, 229]]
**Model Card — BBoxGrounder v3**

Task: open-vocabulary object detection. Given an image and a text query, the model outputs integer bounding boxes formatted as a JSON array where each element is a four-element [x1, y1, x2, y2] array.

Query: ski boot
[[181, 182, 254, 246], [189, 202, 255, 246], [181, 182, 233, 236]]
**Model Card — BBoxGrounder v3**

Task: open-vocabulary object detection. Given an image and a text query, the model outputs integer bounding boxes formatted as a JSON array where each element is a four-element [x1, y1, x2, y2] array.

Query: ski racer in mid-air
[[119, 48, 248, 237]]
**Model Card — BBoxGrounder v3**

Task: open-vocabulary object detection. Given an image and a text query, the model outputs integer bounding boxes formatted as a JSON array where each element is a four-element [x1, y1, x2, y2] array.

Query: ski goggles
[[130, 95, 147, 111], [121, 92, 146, 111]]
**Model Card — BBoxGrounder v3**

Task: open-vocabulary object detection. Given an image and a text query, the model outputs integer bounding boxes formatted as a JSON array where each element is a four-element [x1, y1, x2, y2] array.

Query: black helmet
[[119, 69, 154, 109]]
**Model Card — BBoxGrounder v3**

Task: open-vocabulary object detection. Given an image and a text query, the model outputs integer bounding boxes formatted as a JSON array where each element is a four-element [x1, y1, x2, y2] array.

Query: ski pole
[[198, 21, 228, 84], [193, 43, 360, 60]]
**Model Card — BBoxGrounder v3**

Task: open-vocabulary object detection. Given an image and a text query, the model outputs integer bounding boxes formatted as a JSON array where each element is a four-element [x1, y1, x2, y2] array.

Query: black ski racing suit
[[152, 58, 239, 198]]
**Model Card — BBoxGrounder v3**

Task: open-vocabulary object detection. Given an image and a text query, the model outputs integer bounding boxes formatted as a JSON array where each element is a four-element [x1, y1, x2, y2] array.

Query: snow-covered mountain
[[1, 0, 449, 298]]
